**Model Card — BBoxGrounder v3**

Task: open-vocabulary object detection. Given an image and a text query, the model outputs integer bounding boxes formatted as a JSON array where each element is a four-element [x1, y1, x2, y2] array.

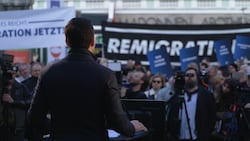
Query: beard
[[185, 80, 196, 89]]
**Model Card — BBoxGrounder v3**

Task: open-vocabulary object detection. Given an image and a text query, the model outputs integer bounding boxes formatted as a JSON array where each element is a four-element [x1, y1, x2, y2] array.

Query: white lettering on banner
[[155, 40, 169, 50], [170, 41, 183, 56], [208, 42, 214, 55], [219, 46, 229, 55], [108, 38, 120, 53], [130, 40, 148, 54], [120, 39, 130, 54], [155, 61, 166, 67], [182, 56, 198, 63], [185, 41, 195, 48], [155, 55, 161, 59], [149, 40, 155, 51], [154, 55, 166, 67], [107, 38, 214, 56], [197, 41, 207, 55], [238, 43, 250, 49]]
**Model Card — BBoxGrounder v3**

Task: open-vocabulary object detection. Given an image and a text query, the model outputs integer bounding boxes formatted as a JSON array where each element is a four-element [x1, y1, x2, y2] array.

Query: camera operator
[[0, 69, 12, 141], [217, 78, 237, 112], [235, 71, 250, 141], [215, 78, 239, 141], [1, 68, 31, 141], [166, 67, 216, 141]]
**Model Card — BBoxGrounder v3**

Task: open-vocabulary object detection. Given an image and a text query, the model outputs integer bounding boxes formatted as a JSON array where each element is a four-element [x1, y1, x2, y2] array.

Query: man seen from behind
[[28, 17, 147, 141]]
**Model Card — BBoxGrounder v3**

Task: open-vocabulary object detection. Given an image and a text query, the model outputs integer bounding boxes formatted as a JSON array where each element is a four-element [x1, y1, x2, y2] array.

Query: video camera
[[231, 72, 250, 93], [236, 86, 250, 93], [173, 69, 209, 93], [0, 54, 17, 90], [173, 71, 185, 95]]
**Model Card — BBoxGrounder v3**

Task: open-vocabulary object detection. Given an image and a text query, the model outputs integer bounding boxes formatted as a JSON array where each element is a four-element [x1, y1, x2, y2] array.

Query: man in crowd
[[166, 67, 217, 141], [22, 62, 42, 95], [121, 70, 148, 99], [1, 68, 31, 141]]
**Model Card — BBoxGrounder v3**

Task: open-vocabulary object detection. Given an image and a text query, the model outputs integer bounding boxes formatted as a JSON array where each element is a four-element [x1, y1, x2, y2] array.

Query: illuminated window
[[197, 0, 216, 7], [123, 0, 141, 8], [159, 0, 178, 8]]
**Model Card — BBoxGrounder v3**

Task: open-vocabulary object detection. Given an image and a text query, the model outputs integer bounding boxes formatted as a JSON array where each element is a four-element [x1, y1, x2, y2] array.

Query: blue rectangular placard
[[147, 48, 173, 78], [179, 47, 199, 71], [214, 39, 234, 66], [234, 35, 250, 60], [49, 0, 63, 8]]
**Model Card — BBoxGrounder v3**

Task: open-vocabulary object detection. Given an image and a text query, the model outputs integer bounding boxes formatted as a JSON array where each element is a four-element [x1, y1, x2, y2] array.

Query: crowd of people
[[102, 56, 250, 141], [0, 62, 43, 141], [98, 55, 250, 141], [0, 17, 250, 141]]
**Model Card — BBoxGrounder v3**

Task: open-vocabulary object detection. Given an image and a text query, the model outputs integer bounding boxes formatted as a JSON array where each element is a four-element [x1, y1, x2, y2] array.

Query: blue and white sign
[[179, 47, 199, 71], [214, 39, 234, 66], [48, 0, 64, 8], [0, 7, 75, 50], [234, 35, 250, 60], [147, 48, 173, 78]]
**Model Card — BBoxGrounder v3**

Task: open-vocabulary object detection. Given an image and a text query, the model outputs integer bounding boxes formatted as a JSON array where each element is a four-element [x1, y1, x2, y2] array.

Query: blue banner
[[49, 0, 63, 8], [234, 35, 250, 60], [147, 48, 173, 78], [214, 39, 234, 66], [179, 47, 199, 71]]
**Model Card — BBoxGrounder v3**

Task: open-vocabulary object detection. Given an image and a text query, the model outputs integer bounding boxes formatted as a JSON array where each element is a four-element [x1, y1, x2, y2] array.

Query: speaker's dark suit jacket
[[166, 86, 217, 141], [28, 48, 135, 141]]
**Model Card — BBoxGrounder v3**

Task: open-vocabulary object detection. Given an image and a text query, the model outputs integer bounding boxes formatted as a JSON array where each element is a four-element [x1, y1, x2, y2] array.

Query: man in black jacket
[[28, 17, 147, 141], [2, 72, 31, 141], [166, 67, 216, 141]]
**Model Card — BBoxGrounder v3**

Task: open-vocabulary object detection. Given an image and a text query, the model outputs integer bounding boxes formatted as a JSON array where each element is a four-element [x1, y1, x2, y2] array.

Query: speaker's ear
[[88, 38, 95, 53]]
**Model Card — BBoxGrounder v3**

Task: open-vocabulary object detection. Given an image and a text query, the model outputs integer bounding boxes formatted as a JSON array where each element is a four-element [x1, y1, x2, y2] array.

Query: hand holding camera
[[2, 93, 14, 104], [130, 120, 148, 132]]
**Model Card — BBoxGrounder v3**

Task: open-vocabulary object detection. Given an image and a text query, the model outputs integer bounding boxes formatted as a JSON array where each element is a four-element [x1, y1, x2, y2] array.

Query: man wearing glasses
[[166, 67, 216, 141]]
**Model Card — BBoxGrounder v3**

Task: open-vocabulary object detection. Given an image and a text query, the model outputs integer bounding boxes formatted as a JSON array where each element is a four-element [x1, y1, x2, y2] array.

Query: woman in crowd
[[144, 73, 166, 100]]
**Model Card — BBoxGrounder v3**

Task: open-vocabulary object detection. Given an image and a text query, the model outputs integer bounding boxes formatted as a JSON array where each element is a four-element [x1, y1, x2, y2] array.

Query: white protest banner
[[0, 7, 75, 50]]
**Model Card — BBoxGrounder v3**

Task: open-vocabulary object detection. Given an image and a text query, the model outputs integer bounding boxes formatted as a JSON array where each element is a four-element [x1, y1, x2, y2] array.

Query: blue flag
[[49, 0, 62, 8], [234, 35, 250, 60], [214, 39, 234, 66], [179, 47, 199, 71], [147, 48, 173, 78]]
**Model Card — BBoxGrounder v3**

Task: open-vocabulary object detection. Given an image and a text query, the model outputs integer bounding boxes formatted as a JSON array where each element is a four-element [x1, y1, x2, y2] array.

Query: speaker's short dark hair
[[64, 17, 94, 49]]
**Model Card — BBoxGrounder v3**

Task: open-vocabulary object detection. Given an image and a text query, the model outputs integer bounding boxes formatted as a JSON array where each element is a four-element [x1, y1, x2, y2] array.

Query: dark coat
[[166, 86, 217, 141], [28, 48, 135, 141], [10, 80, 31, 129], [22, 76, 38, 96]]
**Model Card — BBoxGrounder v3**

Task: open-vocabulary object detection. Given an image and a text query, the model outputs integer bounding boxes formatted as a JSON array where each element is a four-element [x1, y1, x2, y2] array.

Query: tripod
[[177, 89, 193, 141], [235, 105, 250, 141]]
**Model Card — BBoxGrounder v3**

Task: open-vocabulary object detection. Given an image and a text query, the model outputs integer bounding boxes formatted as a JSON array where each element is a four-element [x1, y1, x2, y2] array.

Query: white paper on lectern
[[107, 129, 120, 138]]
